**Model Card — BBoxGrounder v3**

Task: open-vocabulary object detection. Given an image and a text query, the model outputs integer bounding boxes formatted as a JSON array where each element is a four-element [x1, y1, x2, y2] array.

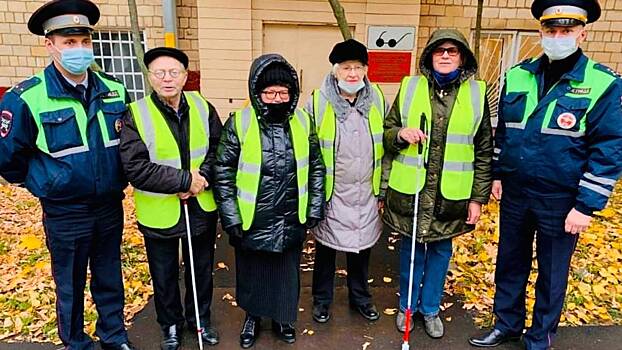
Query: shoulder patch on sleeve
[[9, 76, 41, 96], [593, 63, 622, 79], [0, 110, 13, 138]]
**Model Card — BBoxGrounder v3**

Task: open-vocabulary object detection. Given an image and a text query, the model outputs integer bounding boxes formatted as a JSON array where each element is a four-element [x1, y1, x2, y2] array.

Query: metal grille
[[472, 31, 541, 126], [92, 30, 148, 101]]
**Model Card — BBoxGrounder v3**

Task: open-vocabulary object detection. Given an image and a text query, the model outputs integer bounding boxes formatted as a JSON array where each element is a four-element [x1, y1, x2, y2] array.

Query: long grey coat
[[305, 74, 386, 253]]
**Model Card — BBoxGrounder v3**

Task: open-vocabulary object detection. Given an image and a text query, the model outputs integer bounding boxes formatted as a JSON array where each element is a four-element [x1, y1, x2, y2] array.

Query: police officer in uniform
[[0, 1, 134, 349], [120, 47, 222, 350], [468, 0, 622, 349]]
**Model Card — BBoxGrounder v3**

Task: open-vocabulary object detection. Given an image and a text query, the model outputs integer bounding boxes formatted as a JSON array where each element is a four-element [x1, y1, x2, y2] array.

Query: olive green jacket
[[381, 29, 493, 242]]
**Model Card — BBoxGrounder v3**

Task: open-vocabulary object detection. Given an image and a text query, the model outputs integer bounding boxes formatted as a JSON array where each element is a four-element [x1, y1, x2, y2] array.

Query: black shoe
[[351, 303, 380, 321], [468, 329, 521, 347], [240, 314, 260, 348], [160, 325, 180, 350], [200, 326, 220, 346], [101, 342, 137, 350], [312, 304, 330, 323], [271, 320, 296, 344]]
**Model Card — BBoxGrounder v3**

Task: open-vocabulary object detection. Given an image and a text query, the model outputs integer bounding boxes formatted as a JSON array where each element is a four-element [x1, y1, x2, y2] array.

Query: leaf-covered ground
[[0, 186, 152, 344], [0, 183, 620, 343], [447, 183, 622, 328]]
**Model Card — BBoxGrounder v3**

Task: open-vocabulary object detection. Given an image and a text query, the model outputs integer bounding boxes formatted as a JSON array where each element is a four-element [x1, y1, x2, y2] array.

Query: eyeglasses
[[261, 90, 290, 100], [149, 69, 185, 80], [338, 65, 365, 73], [432, 47, 460, 57]]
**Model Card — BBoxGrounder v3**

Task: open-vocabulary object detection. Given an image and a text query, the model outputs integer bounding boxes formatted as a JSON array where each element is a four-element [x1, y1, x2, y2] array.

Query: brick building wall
[[197, 0, 422, 116], [0, 0, 200, 92]]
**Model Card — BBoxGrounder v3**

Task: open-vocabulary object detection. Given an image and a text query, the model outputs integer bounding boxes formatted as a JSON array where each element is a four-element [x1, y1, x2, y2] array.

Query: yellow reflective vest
[[388, 76, 486, 200], [312, 84, 385, 201], [234, 107, 311, 230], [129, 91, 217, 229]]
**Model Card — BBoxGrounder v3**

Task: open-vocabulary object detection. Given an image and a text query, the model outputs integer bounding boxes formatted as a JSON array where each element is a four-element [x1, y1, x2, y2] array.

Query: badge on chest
[[557, 112, 577, 129]]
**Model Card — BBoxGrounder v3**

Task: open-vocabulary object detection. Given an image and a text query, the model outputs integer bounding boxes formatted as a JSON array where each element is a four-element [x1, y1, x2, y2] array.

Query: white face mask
[[337, 80, 365, 95], [541, 35, 579, 61]]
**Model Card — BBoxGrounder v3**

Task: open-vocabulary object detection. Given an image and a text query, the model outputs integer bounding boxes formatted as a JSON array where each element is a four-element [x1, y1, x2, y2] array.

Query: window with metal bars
[[92, 30, 148, 101]]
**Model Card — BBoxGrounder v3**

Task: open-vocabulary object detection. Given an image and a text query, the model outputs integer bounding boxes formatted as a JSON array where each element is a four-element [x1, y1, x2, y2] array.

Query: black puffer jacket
[[213, 54, 325, 252]]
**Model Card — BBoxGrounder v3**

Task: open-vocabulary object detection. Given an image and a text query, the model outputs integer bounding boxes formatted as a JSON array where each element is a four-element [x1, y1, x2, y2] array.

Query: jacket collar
[[150, 91, 190, 121], [522, 50, 589, 83], [44, 64, 112, 99]]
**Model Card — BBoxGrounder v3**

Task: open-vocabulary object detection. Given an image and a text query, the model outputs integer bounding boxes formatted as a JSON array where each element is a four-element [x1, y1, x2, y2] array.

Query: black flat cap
[[144, 47, 189, 69], [329, 39, 369, 65], [28, 0, 99, 36], [531, 0, 600, 25]]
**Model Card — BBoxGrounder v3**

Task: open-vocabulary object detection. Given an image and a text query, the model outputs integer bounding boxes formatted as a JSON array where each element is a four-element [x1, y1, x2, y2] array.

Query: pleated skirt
[[235, 247, 301, 323]]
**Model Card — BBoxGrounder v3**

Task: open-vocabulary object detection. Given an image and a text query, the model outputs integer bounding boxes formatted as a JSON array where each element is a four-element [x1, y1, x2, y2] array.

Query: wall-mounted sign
[[367, 26, 416, 51], [368, 51, 412, 83]]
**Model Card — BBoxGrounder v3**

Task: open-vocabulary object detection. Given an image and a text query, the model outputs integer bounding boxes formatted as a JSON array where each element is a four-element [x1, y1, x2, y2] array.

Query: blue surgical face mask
[[53, 45, 95, 75], [337, 79, 365, 95], [541, 36, 578, 61]]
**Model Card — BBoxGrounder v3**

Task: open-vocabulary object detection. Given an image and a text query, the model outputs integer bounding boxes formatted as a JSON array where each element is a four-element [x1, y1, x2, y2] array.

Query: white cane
[[402, 113, 427, 350], [182, 200, 204, 350]]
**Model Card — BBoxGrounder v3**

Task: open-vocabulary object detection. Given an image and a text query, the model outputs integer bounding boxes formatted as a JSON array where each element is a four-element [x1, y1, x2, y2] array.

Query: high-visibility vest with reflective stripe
[[504, 58, 615, 137], [312, 84, 385, 201], [129, 91, 217, 229], [388, 75, 486, 200], [234, 107, 311, 230], [22, 71, 125, 158]]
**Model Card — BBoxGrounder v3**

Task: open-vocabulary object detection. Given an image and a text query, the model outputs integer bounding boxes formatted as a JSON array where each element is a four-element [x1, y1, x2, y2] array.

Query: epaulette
[[9, 76, 41, 96], [513, 58, 534, 69], [95, 70, 123, 84], [593, 63, 621, 79]]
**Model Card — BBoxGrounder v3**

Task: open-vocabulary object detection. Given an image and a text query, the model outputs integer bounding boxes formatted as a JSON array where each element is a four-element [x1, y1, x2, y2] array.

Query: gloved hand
[[305, 218, 320, 229], [227, 224, 243, 247]]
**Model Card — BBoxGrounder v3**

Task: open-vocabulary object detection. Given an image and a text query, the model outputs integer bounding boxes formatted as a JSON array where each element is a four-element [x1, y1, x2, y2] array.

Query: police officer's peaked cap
[[28, 0, 100, 36], [144, 47, 189, 69], [531, 0, 601, 26], [329, 39, 369, 66]]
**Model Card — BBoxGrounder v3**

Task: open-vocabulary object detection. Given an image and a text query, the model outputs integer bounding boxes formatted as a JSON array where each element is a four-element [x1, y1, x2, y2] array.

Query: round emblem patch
[[557, 112, 576, 129], [114, 119, 124, 133], [73, 16, 81, 24], [0, 110, 13, 138]]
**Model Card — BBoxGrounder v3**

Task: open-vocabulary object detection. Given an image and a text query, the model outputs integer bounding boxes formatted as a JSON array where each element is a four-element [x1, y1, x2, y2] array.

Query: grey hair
[[331, 63, 341, 76]]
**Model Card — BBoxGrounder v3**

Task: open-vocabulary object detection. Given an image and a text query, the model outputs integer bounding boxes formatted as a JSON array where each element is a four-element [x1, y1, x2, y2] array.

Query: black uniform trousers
[[493, 189, 579, 350], [312, 241, 372, 306], [42, 199, 127, 350], [144, 219, 217, 331]]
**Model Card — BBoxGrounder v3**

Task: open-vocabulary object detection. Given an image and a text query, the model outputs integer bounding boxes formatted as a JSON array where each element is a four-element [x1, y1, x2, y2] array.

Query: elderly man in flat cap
[[469, 0, 622, 349], [120, 47, 222, 350], [0, 0, 134, 349], [304, 39, 387, 324]]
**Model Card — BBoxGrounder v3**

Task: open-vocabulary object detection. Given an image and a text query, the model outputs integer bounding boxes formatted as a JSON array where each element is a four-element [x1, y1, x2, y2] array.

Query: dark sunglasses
[[432, 47, 460, 57]]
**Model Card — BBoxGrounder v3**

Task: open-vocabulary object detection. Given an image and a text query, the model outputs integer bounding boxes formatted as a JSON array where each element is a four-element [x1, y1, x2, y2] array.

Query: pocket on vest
[[40, 108, 83, 154]]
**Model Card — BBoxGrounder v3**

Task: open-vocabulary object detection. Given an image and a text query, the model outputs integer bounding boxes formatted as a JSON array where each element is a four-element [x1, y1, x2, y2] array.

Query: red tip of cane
[[403, 309, 412, 342]]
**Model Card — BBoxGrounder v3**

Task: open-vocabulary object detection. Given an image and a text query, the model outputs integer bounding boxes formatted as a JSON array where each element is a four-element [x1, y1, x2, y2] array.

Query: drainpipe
[[162, 0, 178, 48]]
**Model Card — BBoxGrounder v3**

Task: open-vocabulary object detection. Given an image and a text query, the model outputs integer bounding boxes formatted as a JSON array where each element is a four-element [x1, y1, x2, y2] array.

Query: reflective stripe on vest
[[21, 71, 125, 158], [504, 58, 616, 138], [234, 107, 311, 230], [389, 75, 486, 200], [130, 91, 217, 229], [312, 83, 385, 201]]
